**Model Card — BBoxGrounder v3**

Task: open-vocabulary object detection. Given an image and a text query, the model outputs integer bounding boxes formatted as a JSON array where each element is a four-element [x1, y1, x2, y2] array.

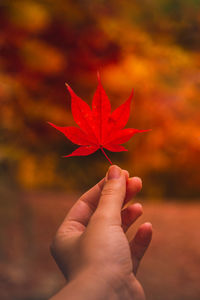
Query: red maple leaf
[[48, 73, 150, 164]]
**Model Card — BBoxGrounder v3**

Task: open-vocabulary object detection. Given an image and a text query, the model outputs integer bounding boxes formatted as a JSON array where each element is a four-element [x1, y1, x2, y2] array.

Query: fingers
[[59, 165, 142, 234], [93, 165, 126, 225], [70, 170, 130, 228], [130, 222, 153, 274], [121, 203, 143, 232], [121, 177, 143, 232], [59, 178, 105, 234], [123, 177, 142, 208]]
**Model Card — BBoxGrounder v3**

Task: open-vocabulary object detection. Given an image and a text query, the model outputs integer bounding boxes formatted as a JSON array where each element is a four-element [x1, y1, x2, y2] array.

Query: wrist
[[78, 266, 144, 300], [50, 266, 114, 300], [73, 265, 135, 299], [77, 266, 114, 299]]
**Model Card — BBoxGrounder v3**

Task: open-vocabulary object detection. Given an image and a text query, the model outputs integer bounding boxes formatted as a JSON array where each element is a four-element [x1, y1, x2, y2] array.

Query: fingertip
[[143, 221, 153, 228], [124, 202, 143, 216], [136, 222, 153, 246], [123, 170, 129, 180], [140, 222, 153, 232], [132, 177, 142, 190], [126, 177, 142, 198], [133, 203, 143, 216], [133, 202, 143, 211], [106, 165, 122, 181], [106, 166, 128, 179], [126, 202, 143, 215]]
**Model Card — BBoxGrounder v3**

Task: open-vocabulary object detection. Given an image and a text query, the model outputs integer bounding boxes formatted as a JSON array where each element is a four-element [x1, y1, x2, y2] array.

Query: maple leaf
[[48, 73, 151, 164]]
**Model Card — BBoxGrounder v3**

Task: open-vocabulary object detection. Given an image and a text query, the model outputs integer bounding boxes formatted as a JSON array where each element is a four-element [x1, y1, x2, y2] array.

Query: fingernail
[[132, 177, 142, 190], [107, 165, 121, 180], [133, 203, 143, 210], [123, 170, 129, 180], [133, 177, 142, 184], [143, 222, 153, 230]]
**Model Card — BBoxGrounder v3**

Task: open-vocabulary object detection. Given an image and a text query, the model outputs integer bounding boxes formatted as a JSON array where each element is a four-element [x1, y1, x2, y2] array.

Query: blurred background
[[0, 0, 200, 299]]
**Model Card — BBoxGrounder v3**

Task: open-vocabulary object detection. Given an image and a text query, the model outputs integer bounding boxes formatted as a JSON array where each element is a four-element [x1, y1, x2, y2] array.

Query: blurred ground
[[1, 192, 200, 300]]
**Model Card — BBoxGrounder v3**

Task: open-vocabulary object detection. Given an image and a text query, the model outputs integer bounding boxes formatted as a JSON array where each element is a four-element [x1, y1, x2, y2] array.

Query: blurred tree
[[0, 0, 200, 198]]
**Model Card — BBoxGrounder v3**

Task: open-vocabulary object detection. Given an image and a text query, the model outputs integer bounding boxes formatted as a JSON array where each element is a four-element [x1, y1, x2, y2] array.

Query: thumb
[[94, 165, 126, 225]]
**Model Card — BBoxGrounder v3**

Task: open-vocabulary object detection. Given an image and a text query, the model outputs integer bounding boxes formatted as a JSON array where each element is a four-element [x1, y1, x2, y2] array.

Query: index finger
[[93, 165, 126, 225]]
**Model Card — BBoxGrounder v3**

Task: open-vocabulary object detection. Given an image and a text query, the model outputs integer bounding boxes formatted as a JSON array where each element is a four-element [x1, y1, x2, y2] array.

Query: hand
[[50, 165, 152, 300]]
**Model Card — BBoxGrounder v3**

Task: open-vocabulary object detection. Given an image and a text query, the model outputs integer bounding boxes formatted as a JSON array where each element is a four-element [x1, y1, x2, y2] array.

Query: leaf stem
[[100, 147, 112, 165]]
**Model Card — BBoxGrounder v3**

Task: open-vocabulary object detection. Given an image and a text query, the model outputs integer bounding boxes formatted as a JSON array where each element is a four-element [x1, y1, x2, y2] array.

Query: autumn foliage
[[1, 0, 200, 197]]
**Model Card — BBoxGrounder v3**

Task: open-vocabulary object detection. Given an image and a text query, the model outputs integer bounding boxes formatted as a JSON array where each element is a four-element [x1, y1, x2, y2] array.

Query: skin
[[50, 165, 152, 300]]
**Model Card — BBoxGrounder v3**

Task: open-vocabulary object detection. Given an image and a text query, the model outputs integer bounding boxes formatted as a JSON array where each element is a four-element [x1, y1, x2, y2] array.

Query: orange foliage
[[1, 0, 200, 198]]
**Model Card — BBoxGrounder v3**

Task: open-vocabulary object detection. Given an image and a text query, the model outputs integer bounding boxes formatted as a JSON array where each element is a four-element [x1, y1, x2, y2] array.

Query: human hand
[[50, 165, 152, 300]]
